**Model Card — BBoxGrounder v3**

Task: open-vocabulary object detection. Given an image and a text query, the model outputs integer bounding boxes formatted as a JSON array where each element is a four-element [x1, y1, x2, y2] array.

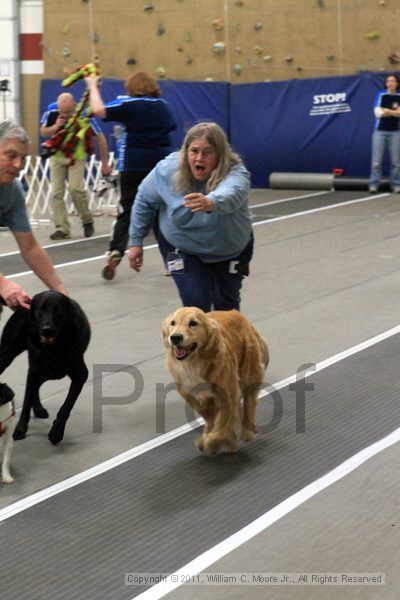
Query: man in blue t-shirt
[[40, 92, 112, 240], [0, 120, 66, 308]]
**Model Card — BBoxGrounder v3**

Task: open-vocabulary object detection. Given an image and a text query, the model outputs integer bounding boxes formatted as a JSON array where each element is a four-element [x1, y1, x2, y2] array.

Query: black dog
[[0, 291, 90, 444]]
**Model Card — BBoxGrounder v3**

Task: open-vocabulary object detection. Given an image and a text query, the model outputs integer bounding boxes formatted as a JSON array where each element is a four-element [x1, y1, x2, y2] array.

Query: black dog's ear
[[28, 294, 38, 330], [0, 382, 15, 406]]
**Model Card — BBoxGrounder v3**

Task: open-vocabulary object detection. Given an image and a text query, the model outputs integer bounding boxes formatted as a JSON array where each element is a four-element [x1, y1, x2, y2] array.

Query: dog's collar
[[0, 400, 15, 437]]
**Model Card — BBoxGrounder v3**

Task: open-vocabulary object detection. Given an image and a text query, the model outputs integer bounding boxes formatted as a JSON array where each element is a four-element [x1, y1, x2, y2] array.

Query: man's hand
[[54, 116, 66, 129], [0, 280, 31, 309], [85, 75, 101, 88], [101, 164, 113, 176], [54, 284, 69, 296], [128, 246, 143, 272]]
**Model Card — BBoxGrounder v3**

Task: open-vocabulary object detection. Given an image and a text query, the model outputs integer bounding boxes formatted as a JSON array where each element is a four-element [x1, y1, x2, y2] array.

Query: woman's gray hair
[[0, 120, 30, 145], [174, 122, 241, 193]]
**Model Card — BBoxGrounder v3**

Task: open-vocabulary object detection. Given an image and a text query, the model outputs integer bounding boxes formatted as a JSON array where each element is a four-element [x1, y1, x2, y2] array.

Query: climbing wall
[[22, 0, 400, 151], [41, 0, 400, 83]]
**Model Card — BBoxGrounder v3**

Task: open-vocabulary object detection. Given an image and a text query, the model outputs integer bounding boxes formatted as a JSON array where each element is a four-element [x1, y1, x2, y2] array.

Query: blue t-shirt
[[40, 101, 101, 134], [0, 180, 31, 232], [103, 96, 177, 171], [373, 91, 400, 131]]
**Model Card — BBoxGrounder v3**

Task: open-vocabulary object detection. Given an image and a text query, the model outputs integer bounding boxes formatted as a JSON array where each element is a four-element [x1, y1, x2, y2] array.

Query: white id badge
[[166, 250, 184, 274], [229, 260, 239, 274]]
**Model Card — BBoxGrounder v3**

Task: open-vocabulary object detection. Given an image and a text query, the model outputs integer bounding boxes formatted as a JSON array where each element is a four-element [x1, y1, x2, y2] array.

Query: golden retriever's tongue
[[174, 346, 188, 358]]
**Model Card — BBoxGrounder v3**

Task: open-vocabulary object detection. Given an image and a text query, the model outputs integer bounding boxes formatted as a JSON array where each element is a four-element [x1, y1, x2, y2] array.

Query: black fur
[[0, 383, 15, 406], [0, 291, 90, 444]]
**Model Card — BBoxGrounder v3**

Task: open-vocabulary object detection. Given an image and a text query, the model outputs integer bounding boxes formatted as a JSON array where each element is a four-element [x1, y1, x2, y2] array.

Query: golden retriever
[[162, 307, 269, 456]]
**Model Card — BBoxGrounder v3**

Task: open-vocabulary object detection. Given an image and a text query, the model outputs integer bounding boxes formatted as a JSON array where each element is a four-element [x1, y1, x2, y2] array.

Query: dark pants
[[158, 230, 254, 312], [109, 170, 150, 255]]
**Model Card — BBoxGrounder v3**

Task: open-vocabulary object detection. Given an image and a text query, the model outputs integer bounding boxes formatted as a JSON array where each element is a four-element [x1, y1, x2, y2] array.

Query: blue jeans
[[158, 230, 254, 312], [369, 130, 400, 189]]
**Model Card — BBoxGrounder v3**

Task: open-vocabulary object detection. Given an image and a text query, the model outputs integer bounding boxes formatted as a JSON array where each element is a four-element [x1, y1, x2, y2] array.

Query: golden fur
[[162, 307, 269, 456]]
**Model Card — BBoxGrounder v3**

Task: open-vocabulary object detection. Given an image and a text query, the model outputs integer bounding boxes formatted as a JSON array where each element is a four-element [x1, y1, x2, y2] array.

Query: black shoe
[[83, 222, 94, 238], [50, 230, 70, 240]]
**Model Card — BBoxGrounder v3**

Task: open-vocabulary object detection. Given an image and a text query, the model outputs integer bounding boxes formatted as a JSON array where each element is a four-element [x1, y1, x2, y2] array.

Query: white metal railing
[[18, 153, 119, 221]]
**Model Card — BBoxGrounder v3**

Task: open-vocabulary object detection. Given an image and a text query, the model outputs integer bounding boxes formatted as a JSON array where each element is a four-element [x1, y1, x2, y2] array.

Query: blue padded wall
[[230, 72, 392, 187], [40, 72, 397, 188]]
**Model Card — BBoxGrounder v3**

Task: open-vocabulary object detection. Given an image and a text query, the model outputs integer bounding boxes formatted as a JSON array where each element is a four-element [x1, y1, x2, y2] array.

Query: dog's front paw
[[240, 427, 256, 442], [13, 425, 27, 440], [33, 406, 49, 419], [48, 421, 65, 445], [202, 436, 223, 456], [202, 434, 238, 455], [195, 436, 205, 452], [2, 472, 14, 484]]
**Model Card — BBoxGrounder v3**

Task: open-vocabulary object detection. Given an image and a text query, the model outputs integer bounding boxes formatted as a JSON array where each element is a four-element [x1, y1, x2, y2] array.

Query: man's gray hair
[[0, 120, 30, 145]]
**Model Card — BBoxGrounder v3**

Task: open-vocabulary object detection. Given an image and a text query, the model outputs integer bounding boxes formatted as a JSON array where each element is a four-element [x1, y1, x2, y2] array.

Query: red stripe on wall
[[20, 33, 43, 60]]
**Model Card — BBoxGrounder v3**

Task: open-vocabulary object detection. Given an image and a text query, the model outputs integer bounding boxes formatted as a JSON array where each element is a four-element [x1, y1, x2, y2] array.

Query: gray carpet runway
[[0, 190, 367, 275], [1, 331, 398, 599]]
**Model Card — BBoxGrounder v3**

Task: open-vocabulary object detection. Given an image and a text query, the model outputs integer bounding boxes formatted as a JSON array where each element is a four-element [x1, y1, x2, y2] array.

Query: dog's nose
[[41, 324, 54, 336], [170, 333, 184, 346]]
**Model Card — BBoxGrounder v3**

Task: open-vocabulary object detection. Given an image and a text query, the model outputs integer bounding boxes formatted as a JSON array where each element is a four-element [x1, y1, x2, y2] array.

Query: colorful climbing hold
[[388, 52, 400, 64], [156, 66, 166, 78], [212, 18, 224, 31], [366, 30, 380, 40], [213, 42, 226, 54]]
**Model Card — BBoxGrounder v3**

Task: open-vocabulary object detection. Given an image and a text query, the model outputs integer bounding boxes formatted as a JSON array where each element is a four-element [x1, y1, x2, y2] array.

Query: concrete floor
[[1, 188, 399, 599]]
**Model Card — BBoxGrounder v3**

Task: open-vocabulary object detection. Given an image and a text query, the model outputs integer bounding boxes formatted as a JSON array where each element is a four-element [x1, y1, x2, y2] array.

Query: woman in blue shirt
[[128, 122, 253, 312], [87, 72, 176, 279]]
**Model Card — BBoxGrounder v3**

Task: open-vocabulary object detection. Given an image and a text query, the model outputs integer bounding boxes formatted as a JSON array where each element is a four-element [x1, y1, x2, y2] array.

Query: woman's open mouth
[[193, 165, 208, 177]]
